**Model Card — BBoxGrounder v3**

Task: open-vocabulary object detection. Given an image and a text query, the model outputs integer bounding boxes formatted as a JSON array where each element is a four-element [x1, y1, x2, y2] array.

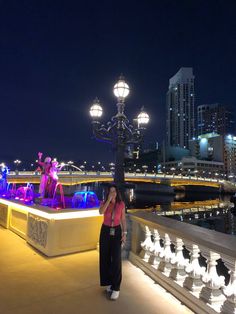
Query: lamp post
[[14, 159, 21, 172], [89, 76, 149, 190], [68, 160, 74, 172]]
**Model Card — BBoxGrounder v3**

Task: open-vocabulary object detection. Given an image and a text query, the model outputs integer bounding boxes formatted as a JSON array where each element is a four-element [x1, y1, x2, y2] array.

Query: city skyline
[[166, 67, 195, 149], [197, 103, 235, 136], [0, 1, 236, 164]]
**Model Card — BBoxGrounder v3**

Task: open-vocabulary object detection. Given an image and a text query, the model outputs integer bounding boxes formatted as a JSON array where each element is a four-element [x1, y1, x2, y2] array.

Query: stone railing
[[129, 211, 236, 314]]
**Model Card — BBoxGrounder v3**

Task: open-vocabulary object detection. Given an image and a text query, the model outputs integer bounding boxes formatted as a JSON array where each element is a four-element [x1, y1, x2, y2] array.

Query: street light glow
[[137, 108, 149, 125], [90, 98, 103, 118], [14, 159, 21, 164], [113, 77, 130, 100]]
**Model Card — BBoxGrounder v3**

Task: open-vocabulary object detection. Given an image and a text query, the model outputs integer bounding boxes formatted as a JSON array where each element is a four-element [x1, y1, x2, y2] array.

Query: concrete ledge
[[0, 202, 9, 228], [0, 198, 103, 257], [130, 212, 236, 258]]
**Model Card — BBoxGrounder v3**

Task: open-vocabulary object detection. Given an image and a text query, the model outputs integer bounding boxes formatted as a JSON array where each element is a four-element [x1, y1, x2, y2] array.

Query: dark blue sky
[[0, 0, 236, 166]]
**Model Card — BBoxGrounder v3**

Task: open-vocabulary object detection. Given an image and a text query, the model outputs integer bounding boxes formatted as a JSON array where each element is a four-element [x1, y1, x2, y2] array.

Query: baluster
[[139, 225, 153, 262], [184, 243, 206, 294], [147, 227, 156, 263], [121, 214, 132, 259], [170, 237, 189, 285], [183, 243, 206, 296], [148, 229, 163, 268], [200, 250, 226, 311], [158, 232, 174, 276], [221, 258, 236, 314]]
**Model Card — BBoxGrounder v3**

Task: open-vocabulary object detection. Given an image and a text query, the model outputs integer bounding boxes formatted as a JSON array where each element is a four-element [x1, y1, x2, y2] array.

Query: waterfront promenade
[[0, 227, 193, 314]]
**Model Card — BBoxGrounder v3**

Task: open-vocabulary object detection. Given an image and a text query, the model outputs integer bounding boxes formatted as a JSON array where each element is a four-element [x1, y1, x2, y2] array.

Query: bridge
[[6, 171, 233, 190]]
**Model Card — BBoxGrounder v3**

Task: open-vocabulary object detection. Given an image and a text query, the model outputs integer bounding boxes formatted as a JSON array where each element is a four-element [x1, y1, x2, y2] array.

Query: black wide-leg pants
[[99, 224, 122, 291]]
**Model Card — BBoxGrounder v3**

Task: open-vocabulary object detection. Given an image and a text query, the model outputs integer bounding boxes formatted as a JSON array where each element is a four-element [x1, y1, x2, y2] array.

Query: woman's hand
[[108, 193, 113, 202], [108, 191, 115, 202], [121, 232, 127, 246]]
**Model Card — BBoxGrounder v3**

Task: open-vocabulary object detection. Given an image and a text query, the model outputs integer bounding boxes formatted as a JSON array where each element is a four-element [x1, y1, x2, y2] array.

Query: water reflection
[[30, 183, 236, 235], [128, 190, 236, 235]]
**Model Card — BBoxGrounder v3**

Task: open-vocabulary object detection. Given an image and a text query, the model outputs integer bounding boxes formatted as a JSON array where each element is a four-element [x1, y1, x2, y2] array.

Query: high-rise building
[[166, 67, 195, 149], [224, 135, 236, 178], [189, 133, 236, 178], [197, 103, 235, 136], [189, 133, 224, 162]]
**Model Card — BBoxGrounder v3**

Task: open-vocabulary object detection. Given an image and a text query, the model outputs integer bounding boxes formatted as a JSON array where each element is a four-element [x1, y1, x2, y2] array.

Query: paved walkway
[[0, 227, 193, 314]]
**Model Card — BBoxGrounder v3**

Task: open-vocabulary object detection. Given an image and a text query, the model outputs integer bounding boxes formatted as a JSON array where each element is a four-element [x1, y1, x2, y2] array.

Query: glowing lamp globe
[[113, 77, 130, 99], [137, 109, 149, 125], [90, 99, 103, 118]]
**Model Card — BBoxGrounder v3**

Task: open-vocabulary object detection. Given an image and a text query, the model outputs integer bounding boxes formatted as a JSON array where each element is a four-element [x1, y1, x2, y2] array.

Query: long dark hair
[[104, 183, 122, 203]]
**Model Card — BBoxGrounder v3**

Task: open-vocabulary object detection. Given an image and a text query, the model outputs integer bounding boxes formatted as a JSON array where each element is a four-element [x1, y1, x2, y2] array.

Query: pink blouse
[[103, 201, 125, 227]]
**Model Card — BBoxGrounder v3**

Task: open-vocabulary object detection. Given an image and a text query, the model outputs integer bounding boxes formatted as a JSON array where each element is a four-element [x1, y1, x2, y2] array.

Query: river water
[[18, 182, 236, 236], [81, 182, 234, 235], [63, 182, 236, 235], [129, 190, 236, 236], [70, 182, 236, 235]]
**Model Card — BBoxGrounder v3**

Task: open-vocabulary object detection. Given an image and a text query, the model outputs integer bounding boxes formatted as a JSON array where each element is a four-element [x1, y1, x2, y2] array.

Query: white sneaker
[[106, 285, 112, 293], [110, 290, 119, 300]]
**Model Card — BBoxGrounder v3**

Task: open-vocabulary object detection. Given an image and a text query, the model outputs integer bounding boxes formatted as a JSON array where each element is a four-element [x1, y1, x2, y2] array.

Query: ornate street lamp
[[137, 107, 150, 127], [14, 159, 21, 171], [89, 98, 103, 119], [89, 76, 149, 189]]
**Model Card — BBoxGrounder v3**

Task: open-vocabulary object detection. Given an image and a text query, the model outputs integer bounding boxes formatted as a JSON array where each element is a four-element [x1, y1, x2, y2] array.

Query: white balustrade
[[221, 257, 236, 314], [139, 225, 153, 262], [129, 211, 236, 314], [184, 243, 206, 294], [170, 237, 189, 285], [148, 229, 163, 269], [200, 251, 226, 311], [158, 232, 175, 276]]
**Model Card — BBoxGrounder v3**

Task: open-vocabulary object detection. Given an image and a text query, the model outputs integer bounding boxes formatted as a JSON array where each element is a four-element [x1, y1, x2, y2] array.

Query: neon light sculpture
[[0, 163, 9, 196], [2, 183, 17, 199], [52, 183, 65, 209], [40, 182, 65, 209], [72, 191, 99, 209], [15, 185, 34, 204]]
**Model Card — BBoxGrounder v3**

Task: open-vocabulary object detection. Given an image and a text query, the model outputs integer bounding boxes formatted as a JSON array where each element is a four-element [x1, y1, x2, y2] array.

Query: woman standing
[[99, 184, 127, 300]]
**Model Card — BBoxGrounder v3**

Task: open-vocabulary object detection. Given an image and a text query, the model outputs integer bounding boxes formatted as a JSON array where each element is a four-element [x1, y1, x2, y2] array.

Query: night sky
[[0, 0, 236, 167]]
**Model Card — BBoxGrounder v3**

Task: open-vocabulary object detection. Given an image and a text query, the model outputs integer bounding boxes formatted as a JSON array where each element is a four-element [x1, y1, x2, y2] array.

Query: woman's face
[[109, 187, 117, 200]]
